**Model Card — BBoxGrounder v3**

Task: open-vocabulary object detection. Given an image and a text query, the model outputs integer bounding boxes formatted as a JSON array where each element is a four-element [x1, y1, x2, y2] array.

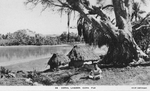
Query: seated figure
[[88, 62, 102, 80]]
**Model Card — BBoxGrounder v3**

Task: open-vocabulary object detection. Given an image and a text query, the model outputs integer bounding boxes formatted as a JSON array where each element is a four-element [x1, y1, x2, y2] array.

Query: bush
[[0, 67, 11, 74], [0, 67, 12, 78], [27, 70, 53, 85], [133, 26, 150, 52]]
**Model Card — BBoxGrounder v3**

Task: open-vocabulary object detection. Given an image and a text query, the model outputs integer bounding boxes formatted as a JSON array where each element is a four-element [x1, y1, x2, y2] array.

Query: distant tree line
[[59, 31, 81, 43], [0, 29, 81, 46]]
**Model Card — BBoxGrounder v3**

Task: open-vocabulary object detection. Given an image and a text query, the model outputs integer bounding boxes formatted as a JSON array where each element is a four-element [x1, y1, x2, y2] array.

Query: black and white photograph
[[0, 0, 150, 91]]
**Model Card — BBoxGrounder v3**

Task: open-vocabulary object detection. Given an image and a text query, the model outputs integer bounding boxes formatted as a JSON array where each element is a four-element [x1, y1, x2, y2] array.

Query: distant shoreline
[[0, 43, 86, 47]]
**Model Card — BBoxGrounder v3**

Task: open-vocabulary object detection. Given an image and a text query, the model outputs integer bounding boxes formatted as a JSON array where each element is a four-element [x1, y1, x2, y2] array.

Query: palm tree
[[57, 8, 75, 42], [131, 2, 146, 21]]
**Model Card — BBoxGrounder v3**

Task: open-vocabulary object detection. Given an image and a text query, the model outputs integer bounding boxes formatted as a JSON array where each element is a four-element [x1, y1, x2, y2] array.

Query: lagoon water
[[0, 45, 73, 66], [0, 44, 107, 66]]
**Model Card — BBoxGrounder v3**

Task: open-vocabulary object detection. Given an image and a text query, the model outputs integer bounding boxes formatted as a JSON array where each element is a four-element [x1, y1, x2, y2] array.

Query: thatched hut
[[67, 45, 100, 67], [48, 53, 70, 70]]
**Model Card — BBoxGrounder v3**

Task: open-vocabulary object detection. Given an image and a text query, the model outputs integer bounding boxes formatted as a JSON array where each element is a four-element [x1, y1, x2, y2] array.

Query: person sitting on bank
[[88, 61, 102, 80]]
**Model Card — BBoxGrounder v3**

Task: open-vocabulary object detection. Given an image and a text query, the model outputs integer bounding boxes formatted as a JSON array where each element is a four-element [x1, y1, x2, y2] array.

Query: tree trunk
[[100, 0, 148, 65], [67, 11, 71, 42], [68, 0, 148, 66], [100, 0, 137, 65]]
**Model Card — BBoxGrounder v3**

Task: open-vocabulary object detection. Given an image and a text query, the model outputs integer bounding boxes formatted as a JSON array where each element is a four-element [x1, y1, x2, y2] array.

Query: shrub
[[0, 67, 11, 75], [0, 67, 12, 78], [27, 70, 53, 85]]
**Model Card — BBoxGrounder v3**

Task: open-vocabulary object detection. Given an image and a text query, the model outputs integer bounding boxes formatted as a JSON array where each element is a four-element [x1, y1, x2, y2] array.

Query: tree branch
[[135, 25, 150, 31], [102, 5, 113, 10]]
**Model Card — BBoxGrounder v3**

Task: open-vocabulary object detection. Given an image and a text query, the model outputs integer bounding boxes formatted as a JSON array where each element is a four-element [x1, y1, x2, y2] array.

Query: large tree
[[26, 0, 149, 66]]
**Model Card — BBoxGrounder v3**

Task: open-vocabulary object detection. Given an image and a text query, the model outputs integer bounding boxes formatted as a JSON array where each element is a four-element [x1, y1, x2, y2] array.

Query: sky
[[0, 0, 150, 35], [0, 0, 78, 35]]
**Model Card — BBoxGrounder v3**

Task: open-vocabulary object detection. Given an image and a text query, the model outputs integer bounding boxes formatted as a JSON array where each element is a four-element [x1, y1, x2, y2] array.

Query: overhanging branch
[[102, 4, 113, 10]]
